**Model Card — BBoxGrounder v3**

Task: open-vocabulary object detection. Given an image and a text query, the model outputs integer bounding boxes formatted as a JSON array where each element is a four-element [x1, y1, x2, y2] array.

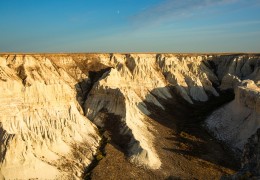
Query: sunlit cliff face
[[0, 53, 259, 179]]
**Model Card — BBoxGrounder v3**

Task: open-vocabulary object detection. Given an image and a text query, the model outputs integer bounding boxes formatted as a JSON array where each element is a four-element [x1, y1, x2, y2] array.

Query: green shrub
[[96, 154, 104, 161]]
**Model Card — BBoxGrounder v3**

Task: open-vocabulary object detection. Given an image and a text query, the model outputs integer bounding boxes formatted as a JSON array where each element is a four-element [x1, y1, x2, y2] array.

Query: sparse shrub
[[96, 154, 104, 161]]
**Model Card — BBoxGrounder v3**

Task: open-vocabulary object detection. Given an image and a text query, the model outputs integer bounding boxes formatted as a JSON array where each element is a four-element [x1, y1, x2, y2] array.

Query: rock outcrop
[[206, 80, 260, 150], [0, 53, 259, 179], [223, 128, 260, 179], [0, 55, 102, 179], [206, 55, 260, 152], [232, 128, 260, 179], [85, 54, 221, 169]]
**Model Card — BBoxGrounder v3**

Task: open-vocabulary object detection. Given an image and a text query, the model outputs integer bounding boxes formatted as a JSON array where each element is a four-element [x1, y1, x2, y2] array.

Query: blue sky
[[0, 0, 259, 52]]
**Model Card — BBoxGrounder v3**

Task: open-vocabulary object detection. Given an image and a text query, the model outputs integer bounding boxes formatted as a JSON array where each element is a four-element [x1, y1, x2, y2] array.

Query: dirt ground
[[88, 92, 239, 180]]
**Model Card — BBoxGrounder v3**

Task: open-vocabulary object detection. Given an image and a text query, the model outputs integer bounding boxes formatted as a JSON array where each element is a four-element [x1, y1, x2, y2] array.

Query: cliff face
[[246, 131, 260, 176], [0, 53, 259, 179], [206, 56, 260, 151], [0, 55, 103, 179], [85, 54, 220, 169]]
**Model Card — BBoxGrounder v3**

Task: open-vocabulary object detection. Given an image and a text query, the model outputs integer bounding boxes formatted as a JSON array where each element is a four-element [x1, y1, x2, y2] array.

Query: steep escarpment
[[85, 54, 166, 169], [206, 55, 260, 151], [206, 80, 260, 150], [230, 128, 260, 179], [0, 53, 259, 179], [0, 54, 108, 179], [156, 54, 219, 103], [84, 54, 222, 170]]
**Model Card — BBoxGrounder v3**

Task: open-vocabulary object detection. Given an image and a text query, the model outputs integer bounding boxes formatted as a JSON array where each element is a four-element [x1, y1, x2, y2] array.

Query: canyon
[[0, 53, 259, 179]]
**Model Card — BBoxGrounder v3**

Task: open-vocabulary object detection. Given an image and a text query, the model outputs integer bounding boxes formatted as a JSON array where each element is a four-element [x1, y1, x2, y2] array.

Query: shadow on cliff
[[138, 85, 239, 171], [93, 89, 134, 154], [75, 67, 111, 113], [76, 69, 141, 179], [0, 126, 14, 163], [75, 68, 137, 156]]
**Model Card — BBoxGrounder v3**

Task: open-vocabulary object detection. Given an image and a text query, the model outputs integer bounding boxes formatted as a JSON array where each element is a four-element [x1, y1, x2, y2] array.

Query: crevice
[[83, 130, 108, 180], [125, 54, 136, 74], [250, 64, 255, 72], [82, 110, 133, 179], [205, 59, 222, 89], [75, 67, 112, 113], [0, 125, 15, 163], [100, 110, 133, 154], [17, 65, 28, 86], [82, 86, 140, 179]]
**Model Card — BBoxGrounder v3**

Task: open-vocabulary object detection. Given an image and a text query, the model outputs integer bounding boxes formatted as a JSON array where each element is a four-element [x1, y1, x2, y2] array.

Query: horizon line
[[1, 52, 260, 55]]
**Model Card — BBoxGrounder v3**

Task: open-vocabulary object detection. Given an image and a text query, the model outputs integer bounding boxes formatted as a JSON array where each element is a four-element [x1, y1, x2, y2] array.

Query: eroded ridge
[[0, 53, 259, 179]]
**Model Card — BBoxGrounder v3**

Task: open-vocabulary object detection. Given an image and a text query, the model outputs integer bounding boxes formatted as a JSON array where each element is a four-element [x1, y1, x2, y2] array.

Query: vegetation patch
[[83, 130, 108, 180]]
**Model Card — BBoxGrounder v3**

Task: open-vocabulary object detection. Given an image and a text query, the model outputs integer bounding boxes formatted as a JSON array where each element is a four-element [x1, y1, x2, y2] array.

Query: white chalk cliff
[[0, 55, 101, 179], [0, 53, 259, 179], [85, 53, 220, 169], [206, 55, 260, 151]]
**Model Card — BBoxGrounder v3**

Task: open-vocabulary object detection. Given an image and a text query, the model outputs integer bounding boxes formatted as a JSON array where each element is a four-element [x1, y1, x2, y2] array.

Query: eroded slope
[[0, 54, 106, 179], [0, 53, 259, 179]]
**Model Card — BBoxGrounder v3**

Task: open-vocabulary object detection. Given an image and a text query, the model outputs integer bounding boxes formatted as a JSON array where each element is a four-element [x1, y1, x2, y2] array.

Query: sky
[[0, 0, 260, 52]]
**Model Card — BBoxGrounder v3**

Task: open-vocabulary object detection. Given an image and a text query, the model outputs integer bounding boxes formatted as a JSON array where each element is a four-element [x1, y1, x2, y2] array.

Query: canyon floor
[[88, 91, 239, 180]]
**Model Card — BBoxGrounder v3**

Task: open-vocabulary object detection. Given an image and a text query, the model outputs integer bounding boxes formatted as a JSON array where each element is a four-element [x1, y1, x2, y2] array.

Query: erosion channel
[[0, 53, 259, 179]]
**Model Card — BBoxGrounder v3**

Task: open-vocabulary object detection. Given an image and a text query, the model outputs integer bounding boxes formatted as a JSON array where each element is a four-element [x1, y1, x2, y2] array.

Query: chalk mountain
[[0, 53, 259, 179]]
